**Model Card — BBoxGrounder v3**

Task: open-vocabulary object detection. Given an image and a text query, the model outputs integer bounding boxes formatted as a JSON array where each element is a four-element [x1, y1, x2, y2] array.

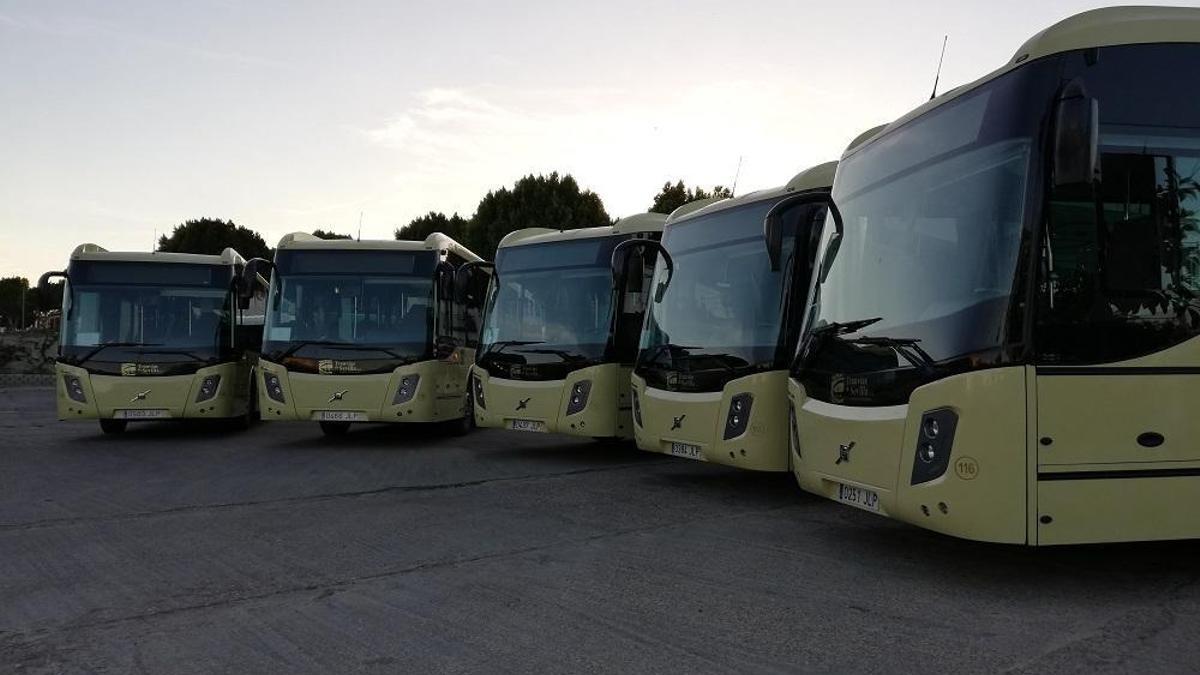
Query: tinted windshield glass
[[1039, 44, 1200, 364], [478, 236, 626, 379], [637, 199, 791, 392], [263, 250, 437, 363], [798, 58, 1060, 404], [61, 261, 232, 363]]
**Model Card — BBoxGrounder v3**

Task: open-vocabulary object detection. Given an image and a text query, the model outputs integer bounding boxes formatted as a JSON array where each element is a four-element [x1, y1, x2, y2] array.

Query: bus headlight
[[631, 388, 642, 427], [911, 408, 958, 485], [195, 375, 221, 402], [723, 393, 753, 440], [472, 373, 486, 410], [264, 372, 286, 403], [566, 380, 592, 415], [393, 374, 420, 405], [63, 374, 87, 403]]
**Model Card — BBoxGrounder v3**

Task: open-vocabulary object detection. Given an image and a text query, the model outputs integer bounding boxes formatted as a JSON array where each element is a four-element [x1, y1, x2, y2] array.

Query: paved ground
[[1, 386, 1198, 674]]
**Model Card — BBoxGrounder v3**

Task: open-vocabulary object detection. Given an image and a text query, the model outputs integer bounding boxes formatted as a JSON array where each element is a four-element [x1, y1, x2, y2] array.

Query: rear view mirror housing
[[239, 258, 275, 310], [611, 239, 673, 303], [1053, 78, 1101, 188], [763, 193, 843, 281], [454, 261, 495, 304]]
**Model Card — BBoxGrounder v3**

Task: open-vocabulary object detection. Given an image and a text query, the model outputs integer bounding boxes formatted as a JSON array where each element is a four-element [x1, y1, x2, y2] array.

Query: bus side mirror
[[1053, 79, 1100, 188], [764, 194, 841, 278], [454, 261, 494, 304], [239, 258, 275, 309], [611, 239, 672, 303], [38, 271, 67, 292], [434, 335, 457, 360]]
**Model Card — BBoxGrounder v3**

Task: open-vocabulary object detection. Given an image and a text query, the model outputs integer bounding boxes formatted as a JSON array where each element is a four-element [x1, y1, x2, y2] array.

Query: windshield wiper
[[273, 340, 355, 361], [69, 342, 163, 364], [845, 336, 939, 374], [521, 348, 592, 363], [482, 340, 545, 358], [795, 316, 883, 370], [639, 343, 700, 370]]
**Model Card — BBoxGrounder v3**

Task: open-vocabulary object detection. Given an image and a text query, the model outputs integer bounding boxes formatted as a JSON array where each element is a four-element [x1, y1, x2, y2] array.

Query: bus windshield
[[61, 261, 233, 365], [797, 56, 1061, 405], [637, 199, 792, 393], [263, 249, 438, 364], [478, 236, 626, 379]]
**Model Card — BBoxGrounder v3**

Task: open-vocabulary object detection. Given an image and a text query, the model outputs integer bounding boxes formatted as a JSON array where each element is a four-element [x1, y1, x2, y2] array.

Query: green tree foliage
[[311, 229, 352, 240], [648, 181, 733, 215], [157, 218, 271, 259], [470, 173, 610, 258], [395, 212, 470, 243], [0, 277, 27, 329]]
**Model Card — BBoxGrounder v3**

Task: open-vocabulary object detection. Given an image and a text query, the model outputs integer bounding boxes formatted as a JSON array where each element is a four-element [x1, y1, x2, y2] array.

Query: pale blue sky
[[1, 0, 1189, 279]]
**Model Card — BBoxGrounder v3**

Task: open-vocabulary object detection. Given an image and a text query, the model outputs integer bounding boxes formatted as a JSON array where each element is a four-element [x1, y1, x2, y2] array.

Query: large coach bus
[[42, 245, 263, 434], [782, 6, 1200, 544], [247, 233, 486, 436], [626, 162, 840, 471], [470, 213, 666, 439]]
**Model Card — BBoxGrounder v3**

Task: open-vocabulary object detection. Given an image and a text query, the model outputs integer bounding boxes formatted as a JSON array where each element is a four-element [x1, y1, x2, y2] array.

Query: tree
[[311, 229, 352, 240], [470, 173, 610, 258], [157, 218, 271, 259], [0, 277, 27, 329], [395, 212, 470, 243], [648, 181, 733, 215]]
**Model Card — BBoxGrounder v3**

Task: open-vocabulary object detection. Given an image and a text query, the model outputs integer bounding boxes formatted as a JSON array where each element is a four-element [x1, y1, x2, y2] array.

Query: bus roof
[[69, 244, 245, 267], [847, 5, 1200, 160], [497, 212, 667, 249], [275, 232, 481, 262], [666, 160, 838, 226]]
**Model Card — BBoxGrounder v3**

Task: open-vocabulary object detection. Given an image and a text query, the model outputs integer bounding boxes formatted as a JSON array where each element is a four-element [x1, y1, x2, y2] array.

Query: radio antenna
[[930, 35, 948, 100], [357, 211, 363, 241], [731, 155, 743, 196]]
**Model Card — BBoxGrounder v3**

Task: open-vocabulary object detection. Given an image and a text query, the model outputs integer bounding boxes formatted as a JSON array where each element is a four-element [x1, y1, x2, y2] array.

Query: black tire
[[99, 419, 128, 435], [320, 421, 351, 436]]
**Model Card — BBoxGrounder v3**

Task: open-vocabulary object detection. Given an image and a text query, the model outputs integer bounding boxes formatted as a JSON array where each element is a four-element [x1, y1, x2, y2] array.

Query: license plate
[[509, 419, 546, 432], [113, 409, 169, 420], [837, 483, 880, 512], [314, 411, 368, 422], [669, 442, 703, 460]]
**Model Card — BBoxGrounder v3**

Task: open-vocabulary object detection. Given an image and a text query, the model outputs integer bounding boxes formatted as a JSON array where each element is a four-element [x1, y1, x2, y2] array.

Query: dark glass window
[[1037, 44, 1200, 364]]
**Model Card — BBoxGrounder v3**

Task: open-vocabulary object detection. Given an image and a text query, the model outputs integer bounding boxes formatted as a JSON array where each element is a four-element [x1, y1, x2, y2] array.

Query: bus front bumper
[[631, 371, 790, 471], [55, 362, 248, 421], [471, 364, 632, 439], [256, 359, 468, 424]]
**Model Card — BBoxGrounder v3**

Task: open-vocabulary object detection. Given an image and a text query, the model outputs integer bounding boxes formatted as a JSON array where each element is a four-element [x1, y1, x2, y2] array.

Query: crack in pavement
[[0, 459, 669, 534], [2, 501, 791, 646]]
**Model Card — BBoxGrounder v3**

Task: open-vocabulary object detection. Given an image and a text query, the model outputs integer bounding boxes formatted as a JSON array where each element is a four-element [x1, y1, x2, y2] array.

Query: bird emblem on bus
[[515, 397, 531, 411], [836, 441, 856, 465], [130, 390, 151, 403], [328, 390, 349, 403], [671, 414, 686, 430]]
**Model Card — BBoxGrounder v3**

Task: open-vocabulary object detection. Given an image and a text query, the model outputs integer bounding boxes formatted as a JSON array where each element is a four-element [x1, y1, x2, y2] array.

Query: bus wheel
[[99, 419, 128, 435], [320, 421, 351, 436]]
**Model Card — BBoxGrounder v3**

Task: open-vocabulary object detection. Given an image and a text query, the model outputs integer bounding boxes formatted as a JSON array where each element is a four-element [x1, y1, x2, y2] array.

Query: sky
[[1, 0, 1192, 281]]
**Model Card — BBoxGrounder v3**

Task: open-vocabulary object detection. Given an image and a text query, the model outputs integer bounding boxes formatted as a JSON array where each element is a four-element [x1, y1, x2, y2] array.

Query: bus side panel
[[1037, 476, 1200, 545]]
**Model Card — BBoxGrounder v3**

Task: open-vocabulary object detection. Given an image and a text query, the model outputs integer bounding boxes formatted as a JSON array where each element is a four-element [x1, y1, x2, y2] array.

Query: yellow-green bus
[[248, 232, 486, 436], [471, 213, 666, 439], [43, 245, 263, 434], [627, 163, 839, 470], [782, 6, 1200, 544]]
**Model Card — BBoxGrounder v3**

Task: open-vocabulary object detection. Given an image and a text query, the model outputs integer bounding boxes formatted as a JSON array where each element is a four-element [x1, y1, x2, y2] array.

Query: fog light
[[918, 443, 937, 463], [264, 372, 285, 403], [911, 408, 958, 485], [566, 380, 592, 416], [195, 375, 221, 402], [63, 374, 86, 403], [723, 393, 753, 440], [923, 418, 940, 439], [393, 374, 420, 404]]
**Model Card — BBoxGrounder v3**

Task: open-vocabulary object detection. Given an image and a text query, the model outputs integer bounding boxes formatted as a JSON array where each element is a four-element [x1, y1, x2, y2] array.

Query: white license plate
[[669, 442, 703, 460], [114, 409, 170, 420], [314, 411, 368, 422], [509, 419, 546, 432], [837, 483, 880, 512]]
